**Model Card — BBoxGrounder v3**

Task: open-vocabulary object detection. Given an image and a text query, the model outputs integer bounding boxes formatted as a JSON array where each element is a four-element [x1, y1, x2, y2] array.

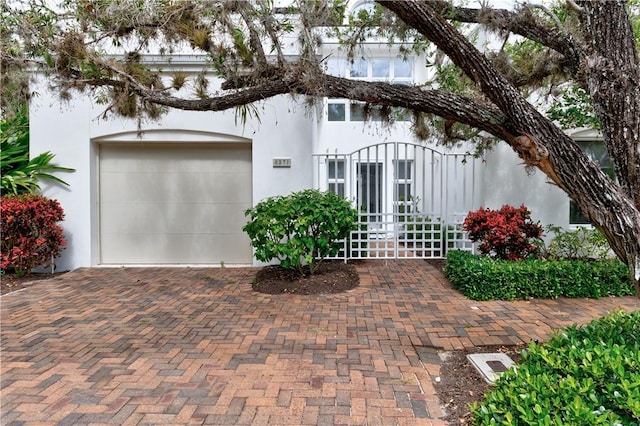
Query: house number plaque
[[273, 158, 292, 168]]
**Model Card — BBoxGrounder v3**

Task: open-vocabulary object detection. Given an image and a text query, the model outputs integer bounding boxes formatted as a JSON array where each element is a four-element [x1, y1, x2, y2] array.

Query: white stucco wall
[[481, 142, 570, 234], [30, 75, 315, 271]]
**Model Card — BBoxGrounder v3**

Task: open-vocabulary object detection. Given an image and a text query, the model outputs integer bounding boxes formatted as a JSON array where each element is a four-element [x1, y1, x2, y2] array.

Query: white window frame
[[393, 160, 413, 206], [327, 159, 345, 197]]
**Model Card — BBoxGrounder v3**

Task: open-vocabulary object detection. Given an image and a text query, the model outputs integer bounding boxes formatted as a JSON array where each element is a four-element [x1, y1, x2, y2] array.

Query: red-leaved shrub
[[1, 194, 66, 275], [463, 205, 543, 260]]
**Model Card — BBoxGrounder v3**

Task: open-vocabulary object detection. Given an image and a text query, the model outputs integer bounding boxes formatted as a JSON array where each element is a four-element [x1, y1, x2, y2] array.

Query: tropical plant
[[1, 194, 67, 276], [544, 225, 614, 261], [0, 109, 74, 195], [471, 310, 640, 425], [463, 205, 544, 260]]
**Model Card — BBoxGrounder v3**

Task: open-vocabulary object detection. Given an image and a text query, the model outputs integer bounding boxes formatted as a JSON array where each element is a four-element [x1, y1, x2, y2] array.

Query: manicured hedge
[[444, 250, 634, 300], [472, 310, 640, 425]]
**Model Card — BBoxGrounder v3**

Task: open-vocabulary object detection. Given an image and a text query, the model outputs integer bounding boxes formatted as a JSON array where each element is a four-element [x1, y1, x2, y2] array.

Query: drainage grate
[[467, 353, 515, 384]]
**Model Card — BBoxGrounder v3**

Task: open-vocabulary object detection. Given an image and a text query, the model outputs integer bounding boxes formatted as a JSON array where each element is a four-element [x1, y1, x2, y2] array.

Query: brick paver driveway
[[2, 260, 638, 425]]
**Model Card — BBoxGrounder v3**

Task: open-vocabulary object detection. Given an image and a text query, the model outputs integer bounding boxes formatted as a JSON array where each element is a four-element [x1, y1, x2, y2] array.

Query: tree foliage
[[2, 0, 640, 294]]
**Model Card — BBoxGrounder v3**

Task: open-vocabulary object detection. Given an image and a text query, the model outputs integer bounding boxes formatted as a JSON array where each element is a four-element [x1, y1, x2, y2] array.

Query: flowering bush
[[1, 195, 67, 276], [463, 205, 543, 260]]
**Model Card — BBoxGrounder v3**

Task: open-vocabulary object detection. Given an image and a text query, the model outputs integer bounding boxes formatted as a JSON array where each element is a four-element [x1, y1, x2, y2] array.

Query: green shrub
[[545, 226, 614, 261], [243, 189, 357, 274], [472, 310, 640, 425], [444, 250, 634, 300]]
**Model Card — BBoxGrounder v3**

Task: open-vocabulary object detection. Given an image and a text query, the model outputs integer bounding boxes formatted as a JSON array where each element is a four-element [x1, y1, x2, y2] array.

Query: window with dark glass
[[327, 159, 345, 197], [328, 102, 346, 121], [570, 141, 615, 225]]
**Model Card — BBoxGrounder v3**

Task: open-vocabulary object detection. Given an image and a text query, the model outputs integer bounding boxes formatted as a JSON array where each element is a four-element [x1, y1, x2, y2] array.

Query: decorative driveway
[[1, 260, 638, 425]]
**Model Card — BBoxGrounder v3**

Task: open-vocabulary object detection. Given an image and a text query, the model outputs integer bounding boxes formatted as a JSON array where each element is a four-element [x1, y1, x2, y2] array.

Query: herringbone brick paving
[[1, 260, 638, 425]]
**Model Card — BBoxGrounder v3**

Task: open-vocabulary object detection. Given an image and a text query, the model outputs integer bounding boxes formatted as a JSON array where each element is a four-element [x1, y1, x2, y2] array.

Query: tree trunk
[[578, 1, 640, 207], [380, 0, 640, 296], [577, 1, 640, 296]]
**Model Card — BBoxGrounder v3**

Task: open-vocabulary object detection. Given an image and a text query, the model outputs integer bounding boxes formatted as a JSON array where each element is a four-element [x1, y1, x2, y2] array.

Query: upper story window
[[327, 58, 413, 84], [327, 101, 408, 122], [570, 140, 615, 225], [326, 58, 413, 122]]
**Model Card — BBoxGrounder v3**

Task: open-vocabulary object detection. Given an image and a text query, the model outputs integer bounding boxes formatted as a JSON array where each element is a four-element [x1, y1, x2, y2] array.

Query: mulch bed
[[252, 260, 359, 294], [436, 344, 526, 425]]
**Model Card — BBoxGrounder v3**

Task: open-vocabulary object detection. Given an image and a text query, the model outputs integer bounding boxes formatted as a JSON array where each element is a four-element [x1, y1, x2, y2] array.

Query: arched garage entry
[[95, 130, 252, 265]]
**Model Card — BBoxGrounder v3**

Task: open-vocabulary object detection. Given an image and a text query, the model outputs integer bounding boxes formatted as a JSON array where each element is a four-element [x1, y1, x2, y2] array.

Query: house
[[29, 2, 604, 271]]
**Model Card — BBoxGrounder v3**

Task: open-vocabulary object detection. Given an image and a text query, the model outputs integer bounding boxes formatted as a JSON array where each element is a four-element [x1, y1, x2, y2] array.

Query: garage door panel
[[100, 144, 250, 173], [101, 202, 251, 234], [100, 171, 252, 203], [100, 233, 251, 264], [99, 143, 252, 265]]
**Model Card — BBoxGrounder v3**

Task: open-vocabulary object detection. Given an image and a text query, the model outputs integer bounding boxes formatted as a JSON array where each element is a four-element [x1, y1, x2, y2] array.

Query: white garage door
[[99, 143, 252, 265]]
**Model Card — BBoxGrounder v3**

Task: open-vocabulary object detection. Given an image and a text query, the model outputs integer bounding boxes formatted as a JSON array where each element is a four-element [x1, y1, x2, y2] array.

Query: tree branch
[[319, 75, 516, 141], [67, 57, 517, 143], [425, 0, 583, 79], [234, 1, 269, 68]]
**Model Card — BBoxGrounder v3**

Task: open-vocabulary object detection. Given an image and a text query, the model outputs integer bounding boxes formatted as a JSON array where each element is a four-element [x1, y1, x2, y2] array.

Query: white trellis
[[313, 142, 479, 259]]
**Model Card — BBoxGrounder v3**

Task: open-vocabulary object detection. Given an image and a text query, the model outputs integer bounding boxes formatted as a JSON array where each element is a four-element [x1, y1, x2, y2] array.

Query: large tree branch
[[86, 64, 517, 143], [427, 0, 584, 81], [379, 2, 548, 133], [320, 75, 516, 140]]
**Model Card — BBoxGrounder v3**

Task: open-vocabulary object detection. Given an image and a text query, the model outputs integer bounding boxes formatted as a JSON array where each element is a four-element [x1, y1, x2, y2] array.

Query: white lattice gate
[[313, 142, 478, 259]]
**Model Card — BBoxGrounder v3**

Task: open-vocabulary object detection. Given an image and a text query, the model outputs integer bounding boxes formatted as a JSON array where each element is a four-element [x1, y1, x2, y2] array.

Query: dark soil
[[1, 272, 66, 295], [252, 260, 359, 294], [425, 257, 446, 274], [436, 344, 526, 425]]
